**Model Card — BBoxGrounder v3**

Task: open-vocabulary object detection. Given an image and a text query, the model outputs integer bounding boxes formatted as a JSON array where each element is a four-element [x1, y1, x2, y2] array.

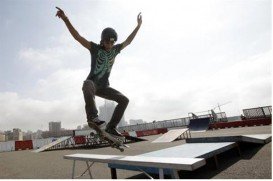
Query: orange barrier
[[73, 136, 86, 145], [135, 128, 168, 137], [209, 118, 271, 129], [15, 140, 33, 151]]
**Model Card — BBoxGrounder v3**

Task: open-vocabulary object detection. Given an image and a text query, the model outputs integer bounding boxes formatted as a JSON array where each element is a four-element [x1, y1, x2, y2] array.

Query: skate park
[[0, 106, 271, 179], [1, 0, 271, 179]]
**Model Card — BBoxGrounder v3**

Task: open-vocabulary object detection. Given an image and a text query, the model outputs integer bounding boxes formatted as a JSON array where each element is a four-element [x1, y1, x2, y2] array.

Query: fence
[[119, 111, 227, 132], [118, 117, 190, 132], [243, 106, 272, 119]]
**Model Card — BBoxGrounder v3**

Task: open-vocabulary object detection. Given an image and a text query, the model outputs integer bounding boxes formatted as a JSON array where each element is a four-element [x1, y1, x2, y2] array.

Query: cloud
[[0, 92, 81, 131], [19, 47, 63, 70], [0, 91, 87, 132], [111, 50, 272, 121], [0, 66, 112, 131], [18, 42, 89, 72], [33, 68, 87, 100]]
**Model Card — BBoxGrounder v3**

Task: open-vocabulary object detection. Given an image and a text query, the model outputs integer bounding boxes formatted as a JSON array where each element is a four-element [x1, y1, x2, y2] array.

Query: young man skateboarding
[[56, 7, 142, 138]]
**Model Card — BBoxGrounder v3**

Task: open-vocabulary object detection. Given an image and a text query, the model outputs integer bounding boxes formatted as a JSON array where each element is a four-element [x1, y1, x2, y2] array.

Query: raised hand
[[137, 12, 142, 26], [55, 7, 66, 19]]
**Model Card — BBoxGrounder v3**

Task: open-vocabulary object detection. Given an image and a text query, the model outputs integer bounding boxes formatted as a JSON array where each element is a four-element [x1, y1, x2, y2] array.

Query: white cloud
[[111, 50, 272, 121], [0, 67, 108, 131], [34, 68, 86, 100], [0, 92, 86, 131], [18, 42, 89, 71], [19, 47, 63, 70]]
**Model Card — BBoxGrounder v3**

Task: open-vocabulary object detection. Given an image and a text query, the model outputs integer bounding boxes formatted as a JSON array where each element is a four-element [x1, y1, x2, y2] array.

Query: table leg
[[86, 161, 93, 179], [111, 168, 117, 179], [159, 168, 164, 179], [72, 160, 76, 179], [171, 170, 180, 179]]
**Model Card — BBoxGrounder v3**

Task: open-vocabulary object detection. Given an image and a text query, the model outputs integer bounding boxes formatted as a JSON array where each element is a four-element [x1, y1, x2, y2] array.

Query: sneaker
[[105, 127, 123, 138], [89, 117, 106, 128]]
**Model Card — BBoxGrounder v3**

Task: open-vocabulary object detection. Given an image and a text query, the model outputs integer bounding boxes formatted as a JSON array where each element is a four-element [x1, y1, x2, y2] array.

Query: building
[[23, 130, 34, 140], [129, 119, 144, 125], [99, 100, 126, 127], [0, 133, 5, 142], [82, 124, 90, 130], [99, 100, 115, 123], [4, 131, 13, 141], [49, 121, 61, 132], [33, 130, 43, 139], [41, 130, 73, 138], [13, 128, 23, 141]]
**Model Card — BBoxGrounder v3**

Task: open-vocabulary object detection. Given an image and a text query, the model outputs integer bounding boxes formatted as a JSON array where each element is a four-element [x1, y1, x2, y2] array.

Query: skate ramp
[[64, 153, 205, 179], [124, 135, 147, 142], [186, 134, 272, 144], [33, 136, 72, 153], [152, 128, 191, 143], [188, 117, 210, 132], [241, 134, 271, 144], [109, 142, 237, 176]]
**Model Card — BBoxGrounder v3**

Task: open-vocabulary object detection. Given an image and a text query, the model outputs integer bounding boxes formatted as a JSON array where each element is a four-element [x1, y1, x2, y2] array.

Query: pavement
[[0, 125, 271, 179]]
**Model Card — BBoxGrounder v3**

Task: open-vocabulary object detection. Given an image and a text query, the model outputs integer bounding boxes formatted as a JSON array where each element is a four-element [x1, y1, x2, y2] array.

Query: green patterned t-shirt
[[87, 41, 123, 88]]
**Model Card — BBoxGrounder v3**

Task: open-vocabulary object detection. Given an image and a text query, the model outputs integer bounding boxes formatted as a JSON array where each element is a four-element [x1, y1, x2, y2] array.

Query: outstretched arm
[[121, 13, 142, 50], [55, 7, 91, 50]]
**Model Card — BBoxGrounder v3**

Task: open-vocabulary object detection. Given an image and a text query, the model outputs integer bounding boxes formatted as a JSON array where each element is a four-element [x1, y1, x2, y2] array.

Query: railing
[[118, 117, 190, 132], [243, 106, 272, 119], [119, 106, 272, 132]]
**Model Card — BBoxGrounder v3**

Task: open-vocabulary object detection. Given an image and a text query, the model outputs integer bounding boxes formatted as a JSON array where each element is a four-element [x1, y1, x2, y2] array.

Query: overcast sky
[[0, 0, 271, 132]]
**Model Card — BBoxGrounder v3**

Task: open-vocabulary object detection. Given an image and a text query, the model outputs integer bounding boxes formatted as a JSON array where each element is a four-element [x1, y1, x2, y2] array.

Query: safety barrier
[[209, 118, 271, 129], [15, 140, 33, 151], [243, 106, 271, 119], [135, 128, 168, 137], [73, 136, 86, 145], [121, 128, 168, 138]]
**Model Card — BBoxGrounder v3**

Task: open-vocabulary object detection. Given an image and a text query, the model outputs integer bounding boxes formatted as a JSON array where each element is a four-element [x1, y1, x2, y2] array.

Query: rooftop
[[0, 125, 271, 179]]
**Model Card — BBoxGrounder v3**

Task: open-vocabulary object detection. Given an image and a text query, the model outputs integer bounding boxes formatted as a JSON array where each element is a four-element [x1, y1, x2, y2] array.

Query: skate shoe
[[105, 128, 124, 139], [88, 117, 106, 128]]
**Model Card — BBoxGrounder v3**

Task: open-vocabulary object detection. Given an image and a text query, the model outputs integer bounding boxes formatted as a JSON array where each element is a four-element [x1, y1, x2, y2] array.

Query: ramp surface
[[141, 142, 236, 158], [188, 117, 210, 132], [152, 128, 190, 143], [33, 136, 71, 153], [109, 142, 236, 175], [124, 135, 147, 142], [64, 154, 205, 171], [64, 153, 206, 179], [242, 134, 271, 144], [186, 134, 272, 144]]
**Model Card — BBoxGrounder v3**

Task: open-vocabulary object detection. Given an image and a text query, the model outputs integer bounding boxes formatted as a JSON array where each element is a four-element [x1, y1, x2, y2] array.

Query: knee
[[82, 80, 96, 94]]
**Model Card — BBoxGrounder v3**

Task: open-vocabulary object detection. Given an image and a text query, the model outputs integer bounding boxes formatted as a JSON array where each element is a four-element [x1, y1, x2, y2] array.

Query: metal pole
[[171, 169, 180, 179], [111, 168, 117, 179], [159, 168, 164, 179], [86, 161, 93, 179], [72, 160, 76, 179]]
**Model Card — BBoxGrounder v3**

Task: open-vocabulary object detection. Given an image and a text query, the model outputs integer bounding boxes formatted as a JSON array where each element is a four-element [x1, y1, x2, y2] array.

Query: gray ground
[[0, 125, 271, 179]]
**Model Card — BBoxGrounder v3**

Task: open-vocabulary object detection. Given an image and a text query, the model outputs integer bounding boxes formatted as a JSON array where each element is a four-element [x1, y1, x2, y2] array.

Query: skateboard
[[101, 130, 129, 152], [88, 122, 129, 152]]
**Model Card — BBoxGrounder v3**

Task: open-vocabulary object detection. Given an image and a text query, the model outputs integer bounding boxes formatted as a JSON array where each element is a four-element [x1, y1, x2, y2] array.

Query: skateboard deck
[[88, 122, 129, 152]]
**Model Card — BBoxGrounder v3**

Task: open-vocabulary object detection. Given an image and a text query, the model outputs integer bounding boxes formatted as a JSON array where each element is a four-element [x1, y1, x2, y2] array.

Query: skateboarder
[[56, 7, 142, 138]]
